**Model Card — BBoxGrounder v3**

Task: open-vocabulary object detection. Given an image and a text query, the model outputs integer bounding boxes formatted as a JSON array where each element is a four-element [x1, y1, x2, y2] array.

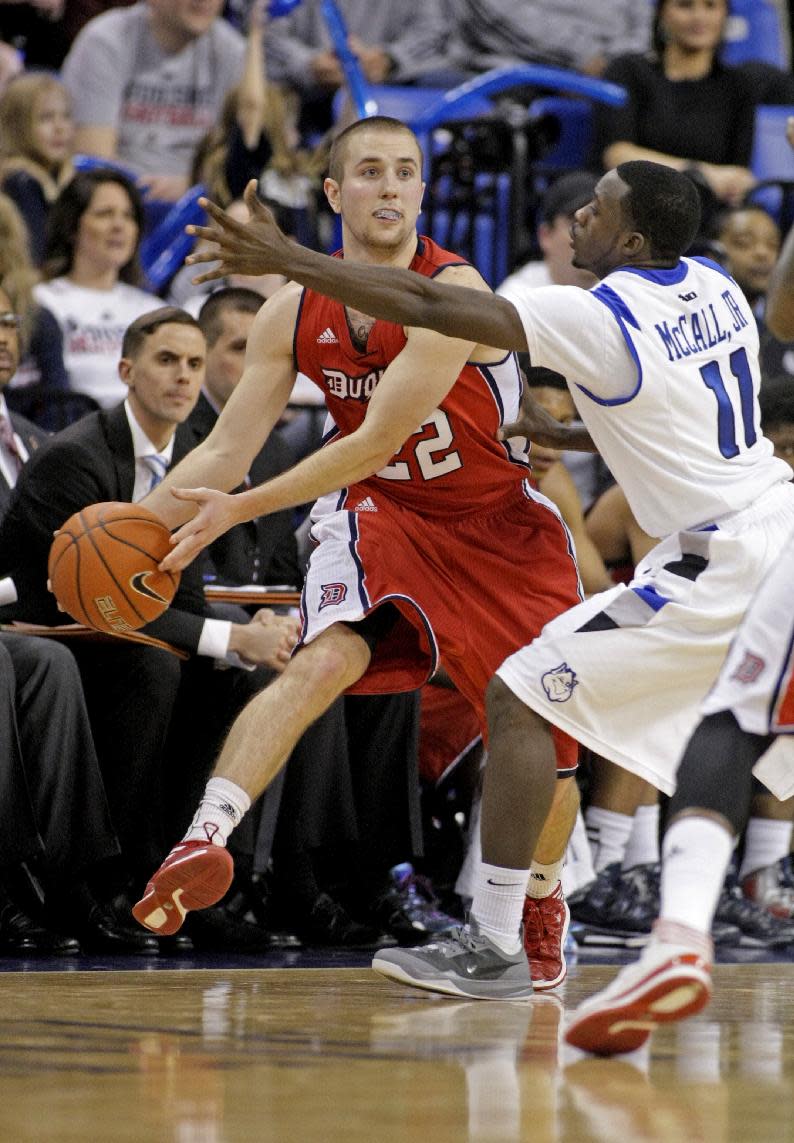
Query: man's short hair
[[539, 171, 598, 225], [121, 307, 202, 359], [517, 354, 568, 390], [328, 116, 423, 183], [616, 160, 702, 260], [198, 287, 263, 347]]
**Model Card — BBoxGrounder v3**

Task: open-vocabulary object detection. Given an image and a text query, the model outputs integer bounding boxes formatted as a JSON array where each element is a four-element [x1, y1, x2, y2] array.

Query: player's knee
[[485, 674, 545, 739], [289, 632, 368, 696]]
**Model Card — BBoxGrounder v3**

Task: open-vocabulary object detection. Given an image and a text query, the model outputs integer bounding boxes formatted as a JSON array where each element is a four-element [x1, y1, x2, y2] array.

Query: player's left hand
[[159, 487, 242, 572], [185, 180, 292, 285], [500, 386, 596, 451]]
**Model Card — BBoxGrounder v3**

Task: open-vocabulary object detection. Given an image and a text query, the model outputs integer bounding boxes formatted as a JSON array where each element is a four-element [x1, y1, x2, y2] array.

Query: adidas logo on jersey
[[317, 327, 338, 344], [354, 496, 377, 512]]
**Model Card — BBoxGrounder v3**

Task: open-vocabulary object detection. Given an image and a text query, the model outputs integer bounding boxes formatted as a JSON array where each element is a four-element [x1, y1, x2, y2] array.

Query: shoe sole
[[132, 847, 234, 935], [371, 956, 534, 1000], [565, 961, 712, 1056], [527, 897, 570, 991]]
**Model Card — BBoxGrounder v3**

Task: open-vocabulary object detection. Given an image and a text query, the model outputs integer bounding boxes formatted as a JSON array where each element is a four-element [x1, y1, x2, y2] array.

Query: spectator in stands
[[595, 0, 794, 229], [760, 373, 794, 465], [0, 193, 71, 430], [0, 307, 299, 951], [0, 279, 159, 955], [61, 0, 246, 202], [192, 3, 321, 212], [0, 74, 75, 266], [712, 203, 794, 384], [35, 169, 161, 410], [451, 0, 651, 78], [265, 0, 457, 139], [498, 171, 599, 292]]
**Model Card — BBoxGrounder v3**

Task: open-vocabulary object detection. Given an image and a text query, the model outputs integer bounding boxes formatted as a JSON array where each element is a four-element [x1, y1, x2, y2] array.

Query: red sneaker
[[565, 920, 713, 1056], [522, 880, 570, 990], [132, 841, 234, 935]]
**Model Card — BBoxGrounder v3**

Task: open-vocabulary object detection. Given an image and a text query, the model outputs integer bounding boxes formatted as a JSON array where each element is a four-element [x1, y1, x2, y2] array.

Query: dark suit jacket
[[187, 393, 302, 588], [0, 403, 210, 651], [0, 409, 47, 520]]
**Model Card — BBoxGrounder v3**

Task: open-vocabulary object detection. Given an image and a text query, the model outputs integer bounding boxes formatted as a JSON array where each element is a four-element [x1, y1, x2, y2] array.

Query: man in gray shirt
[[451, 0, 651, 77], [62, 0, 245, 201]]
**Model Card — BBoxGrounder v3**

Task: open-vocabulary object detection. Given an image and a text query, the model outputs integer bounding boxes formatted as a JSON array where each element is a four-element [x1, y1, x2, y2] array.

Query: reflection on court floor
[[0, 961, 793, 1141]]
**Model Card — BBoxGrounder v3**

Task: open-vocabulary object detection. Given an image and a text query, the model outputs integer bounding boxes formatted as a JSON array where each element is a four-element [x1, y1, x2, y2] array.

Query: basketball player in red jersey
[[132, 117, 583, 995]]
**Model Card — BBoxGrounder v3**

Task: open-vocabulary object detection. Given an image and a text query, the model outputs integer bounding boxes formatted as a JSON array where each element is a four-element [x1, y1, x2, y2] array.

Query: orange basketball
[[48, 502, 180, 634]]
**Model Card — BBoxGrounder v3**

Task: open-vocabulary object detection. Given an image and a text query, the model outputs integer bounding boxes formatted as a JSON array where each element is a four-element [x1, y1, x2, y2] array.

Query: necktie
[[0, 413, 23, 479], [142, 452, 169, 492]]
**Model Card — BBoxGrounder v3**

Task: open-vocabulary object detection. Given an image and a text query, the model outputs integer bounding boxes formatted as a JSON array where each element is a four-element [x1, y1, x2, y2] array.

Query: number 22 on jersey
[[377, 408, 463, 482]]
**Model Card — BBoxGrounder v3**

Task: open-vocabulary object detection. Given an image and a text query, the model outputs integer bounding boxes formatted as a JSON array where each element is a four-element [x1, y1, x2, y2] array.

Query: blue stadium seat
[[746, 104, 794, 228], [722, 0, 787, 68], [138, 185, 208, 293]]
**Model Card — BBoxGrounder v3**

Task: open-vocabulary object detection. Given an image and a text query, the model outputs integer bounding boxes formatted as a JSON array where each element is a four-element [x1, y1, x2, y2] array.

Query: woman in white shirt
[[35, 168, 162, 408]]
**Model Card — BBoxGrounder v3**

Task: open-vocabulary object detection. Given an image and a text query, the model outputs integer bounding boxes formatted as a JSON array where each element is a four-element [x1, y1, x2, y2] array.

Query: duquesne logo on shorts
[[319, 582, 347, 610], [317, 327, 338, 344]]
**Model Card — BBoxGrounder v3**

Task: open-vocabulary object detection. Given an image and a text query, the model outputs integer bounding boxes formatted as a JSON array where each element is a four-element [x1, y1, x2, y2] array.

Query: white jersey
[[34, 278, 161, 409], [502, 256, 792, 537]]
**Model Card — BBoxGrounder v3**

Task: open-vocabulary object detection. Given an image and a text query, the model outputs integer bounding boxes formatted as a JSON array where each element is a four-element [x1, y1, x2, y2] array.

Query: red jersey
[[294, 236, 529, 518]]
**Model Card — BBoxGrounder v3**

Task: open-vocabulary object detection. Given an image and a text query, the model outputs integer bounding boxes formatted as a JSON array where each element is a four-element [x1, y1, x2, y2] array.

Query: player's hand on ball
[[161, 487, 242, 572]]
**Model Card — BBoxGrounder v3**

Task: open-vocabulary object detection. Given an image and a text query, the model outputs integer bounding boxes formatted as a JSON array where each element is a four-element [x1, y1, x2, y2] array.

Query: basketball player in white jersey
[[164, 159, 794, 1025]]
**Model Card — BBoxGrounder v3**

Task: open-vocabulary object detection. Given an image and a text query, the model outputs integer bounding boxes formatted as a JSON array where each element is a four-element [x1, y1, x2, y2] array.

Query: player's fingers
[[243, 178, 263, 214], [499, 421, 525, 439], [185, 225, 224, 246], [191, 267, 227, 286]]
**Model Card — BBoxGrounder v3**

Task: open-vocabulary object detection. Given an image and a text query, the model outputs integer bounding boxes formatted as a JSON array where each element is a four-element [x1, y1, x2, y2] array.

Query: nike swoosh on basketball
[[130, 571, 168, 604]]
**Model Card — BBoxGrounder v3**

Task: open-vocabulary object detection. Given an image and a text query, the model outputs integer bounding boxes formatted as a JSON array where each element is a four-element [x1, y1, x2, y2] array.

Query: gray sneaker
[[371, 919, 534, 1000]]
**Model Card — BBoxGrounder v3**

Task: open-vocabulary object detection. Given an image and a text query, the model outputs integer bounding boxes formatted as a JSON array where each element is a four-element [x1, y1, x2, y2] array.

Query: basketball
[[48, 502, 180, 634]]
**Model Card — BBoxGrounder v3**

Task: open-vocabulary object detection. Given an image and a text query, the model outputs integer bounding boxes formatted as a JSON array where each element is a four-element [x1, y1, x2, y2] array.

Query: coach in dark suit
[[0, 288, 159, 954], [0, 308, 298, 947]]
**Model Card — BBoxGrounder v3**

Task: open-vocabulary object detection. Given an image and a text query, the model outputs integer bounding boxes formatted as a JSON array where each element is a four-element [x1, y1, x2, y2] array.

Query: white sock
[[562, 810, 595, 894], [622, 803, 661, 869], [183, 777, 251, 847], [527, 857, 564, 899], [738, 817, 793, 881], [471, 862, 527, 954], [660, 816, 734, 935], [585, 805, 633, 871]]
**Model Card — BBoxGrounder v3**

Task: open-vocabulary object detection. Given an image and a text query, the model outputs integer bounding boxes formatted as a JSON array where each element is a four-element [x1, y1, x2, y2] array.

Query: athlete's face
[[204, 307, 254, 409], [120, 323, 205, 444], [570, 171, 640, 280], [527, 385, 577, 476], [325, 128, 425, 261], [719, 209, 780, 303], [538, 213, 598, 287]]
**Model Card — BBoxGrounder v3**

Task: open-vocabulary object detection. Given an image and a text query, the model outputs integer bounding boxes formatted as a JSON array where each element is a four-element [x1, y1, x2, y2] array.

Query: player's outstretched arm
[[187, 181, 528, 352], [766, 118, 794, 340]]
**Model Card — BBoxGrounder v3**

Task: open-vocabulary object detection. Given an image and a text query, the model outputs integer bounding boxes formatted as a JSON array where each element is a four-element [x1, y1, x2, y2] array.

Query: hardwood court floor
[[1, 957, 793, 1142]]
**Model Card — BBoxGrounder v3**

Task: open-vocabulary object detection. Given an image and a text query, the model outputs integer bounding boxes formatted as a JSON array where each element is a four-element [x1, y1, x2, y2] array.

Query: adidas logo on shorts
[[354, 496, 377, 512], [317, 327, 338, 344]]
